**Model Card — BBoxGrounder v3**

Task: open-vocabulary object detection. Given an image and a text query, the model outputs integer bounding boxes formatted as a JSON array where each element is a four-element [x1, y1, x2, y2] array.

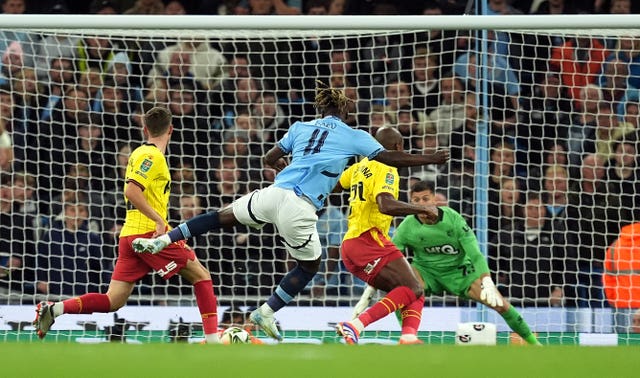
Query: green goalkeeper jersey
[[392, 206, 484, 271]]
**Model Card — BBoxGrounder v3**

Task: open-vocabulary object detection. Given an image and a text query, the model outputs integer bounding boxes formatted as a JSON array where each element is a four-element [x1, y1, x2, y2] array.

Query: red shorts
[[341, 229, 404, 285], [112, 231, 196, 282]]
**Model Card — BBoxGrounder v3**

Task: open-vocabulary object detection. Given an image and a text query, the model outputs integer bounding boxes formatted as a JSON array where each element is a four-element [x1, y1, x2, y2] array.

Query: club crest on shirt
[[140, 158, 153, 173], [385, 173, 394, 185]]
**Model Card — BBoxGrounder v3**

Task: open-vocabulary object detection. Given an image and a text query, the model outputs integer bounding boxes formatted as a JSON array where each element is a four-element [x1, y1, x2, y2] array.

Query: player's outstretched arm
[[372, 149, 449, 168], [376, 193, 439, 223]]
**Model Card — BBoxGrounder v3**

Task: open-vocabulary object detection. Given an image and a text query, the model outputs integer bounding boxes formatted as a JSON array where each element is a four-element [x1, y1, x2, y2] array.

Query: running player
[[33, 107, 221, 343], [335, 127, 439, 345]]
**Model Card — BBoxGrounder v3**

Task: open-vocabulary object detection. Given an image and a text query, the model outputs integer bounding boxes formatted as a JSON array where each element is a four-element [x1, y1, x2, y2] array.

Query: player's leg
[[467, 274, 541, 345], [179, 257, 220, 344], [136, 237, 222, 343], [350, 257, 424, 344], [338, 231, 424, 344], [33, 235, 148, 339], [396, 266, 428, 344], [33, 280, 133, 339], [260, 257, 321, 315], [250, 256, 320, 341], [133, 184, 262, 255], [134, 187, 280, 254], [392, 264, 440, 336], [250, 188, 322, 341], [132, 206, 241, 254]]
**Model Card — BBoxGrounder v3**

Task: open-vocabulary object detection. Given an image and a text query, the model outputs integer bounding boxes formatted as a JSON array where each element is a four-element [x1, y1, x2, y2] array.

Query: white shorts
[[232, 186, 321, 261]]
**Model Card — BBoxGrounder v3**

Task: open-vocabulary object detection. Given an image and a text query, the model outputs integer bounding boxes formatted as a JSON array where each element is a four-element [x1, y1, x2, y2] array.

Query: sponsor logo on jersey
[[385, 173, 394, 185], [423, 244, 459, 255], [140, 158, 153, 173]]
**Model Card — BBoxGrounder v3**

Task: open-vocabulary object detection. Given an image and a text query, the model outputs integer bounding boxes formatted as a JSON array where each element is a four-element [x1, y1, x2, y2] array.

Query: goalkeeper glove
[[352, 285, 376, 320], [480, 276, 503, 307]]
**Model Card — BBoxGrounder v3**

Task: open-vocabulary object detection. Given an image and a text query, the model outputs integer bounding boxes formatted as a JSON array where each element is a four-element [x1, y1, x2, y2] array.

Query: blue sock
[[167, 211, 220, 243], [266, 265, 316, 312]]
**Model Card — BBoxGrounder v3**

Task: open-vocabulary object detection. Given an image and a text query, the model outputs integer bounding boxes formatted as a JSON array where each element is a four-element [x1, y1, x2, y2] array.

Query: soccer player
[[133, 81, 449, 341], [33, 107, 221, 344], [353, 180, 542, 345], [334, 127, 439, 345]]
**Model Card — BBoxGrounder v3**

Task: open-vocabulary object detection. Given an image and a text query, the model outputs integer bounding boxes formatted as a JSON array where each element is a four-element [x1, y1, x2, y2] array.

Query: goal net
[[1, 15, 639, 345]]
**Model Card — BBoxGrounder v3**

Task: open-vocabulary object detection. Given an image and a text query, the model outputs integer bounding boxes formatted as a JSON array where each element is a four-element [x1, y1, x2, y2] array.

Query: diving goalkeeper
[[354, 180, 541, 345]]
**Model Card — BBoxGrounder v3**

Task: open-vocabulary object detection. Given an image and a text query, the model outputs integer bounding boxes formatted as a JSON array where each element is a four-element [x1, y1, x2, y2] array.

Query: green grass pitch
[[3, 343, 639, 378]]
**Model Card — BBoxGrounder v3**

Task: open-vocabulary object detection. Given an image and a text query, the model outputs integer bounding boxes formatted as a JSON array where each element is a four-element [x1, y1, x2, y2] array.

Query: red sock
[[63, 293, 111, 314], [400, 295, 424, 335], [359, 286, 417, 327], [194, 280, 218, 335]]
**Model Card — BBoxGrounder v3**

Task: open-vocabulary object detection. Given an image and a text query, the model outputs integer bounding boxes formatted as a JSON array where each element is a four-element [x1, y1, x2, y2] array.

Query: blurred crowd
[[0, 0, 639, 317], [2, 0, 640, 16]]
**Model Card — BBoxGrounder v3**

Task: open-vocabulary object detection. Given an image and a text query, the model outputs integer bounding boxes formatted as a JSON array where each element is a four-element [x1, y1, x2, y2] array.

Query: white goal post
[[2, 14, 640, 29], [0, 14, 639, 344]]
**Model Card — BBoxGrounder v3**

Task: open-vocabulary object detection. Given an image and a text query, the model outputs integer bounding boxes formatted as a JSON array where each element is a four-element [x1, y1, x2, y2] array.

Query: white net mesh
[[1, 16, 639, 344]]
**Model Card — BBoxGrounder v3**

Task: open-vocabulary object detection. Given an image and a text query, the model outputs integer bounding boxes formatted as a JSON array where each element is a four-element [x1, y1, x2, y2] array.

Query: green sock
[[501, 306, 540, 345]]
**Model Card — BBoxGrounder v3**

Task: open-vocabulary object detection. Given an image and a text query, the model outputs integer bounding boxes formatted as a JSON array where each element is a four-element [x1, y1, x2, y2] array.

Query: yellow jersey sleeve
[[127, 148, 160, 188]]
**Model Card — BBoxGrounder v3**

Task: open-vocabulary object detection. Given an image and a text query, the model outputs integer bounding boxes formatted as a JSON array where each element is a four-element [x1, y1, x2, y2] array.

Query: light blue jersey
[[275, 116, 384, 209]]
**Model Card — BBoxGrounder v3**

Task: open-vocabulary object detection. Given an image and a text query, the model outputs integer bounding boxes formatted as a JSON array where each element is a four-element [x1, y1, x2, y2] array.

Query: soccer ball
[[220, 326, 251, 344], [455, 322, 497, 345]]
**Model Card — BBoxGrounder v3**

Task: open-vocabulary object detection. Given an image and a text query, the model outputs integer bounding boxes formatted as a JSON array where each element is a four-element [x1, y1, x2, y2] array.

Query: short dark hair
[[143, 107, 172, 137], [64, 191, 89, 210], [305, 0, 330, 12], [235, 106, 251, 118], [75, 111, 91, 127], [397, 105, 415, 120], [410, 180, 435, 194], [221, 307, 247, 325], [0, 82, 12, 93], [613, 131, 639, 153], [89, 112, 103, 126], [12, 172, 35, 188], [422, 0, 441, 12], [526, 191, 541, 203], [90, 0, 118, 13], [259, 91, 277, 101], [102, 76, 117, 88]]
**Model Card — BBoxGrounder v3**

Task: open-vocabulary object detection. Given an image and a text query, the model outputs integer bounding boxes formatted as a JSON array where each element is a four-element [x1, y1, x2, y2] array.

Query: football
[[455, 322, 497, 345], [220, 326, 251, 344]]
